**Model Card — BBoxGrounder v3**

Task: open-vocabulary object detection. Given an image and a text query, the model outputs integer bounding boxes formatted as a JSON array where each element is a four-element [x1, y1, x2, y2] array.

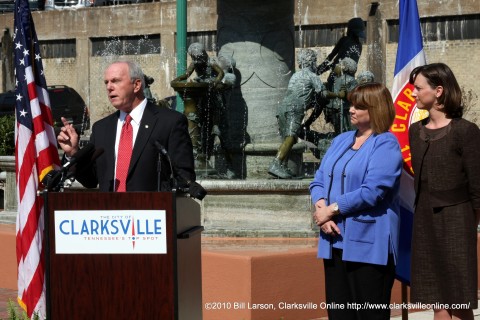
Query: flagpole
[[42, 190, 52, 319], [390, 1, 426, 319]]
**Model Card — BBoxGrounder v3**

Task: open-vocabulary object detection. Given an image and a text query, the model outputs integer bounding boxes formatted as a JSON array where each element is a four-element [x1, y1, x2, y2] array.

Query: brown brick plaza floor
[[0, 223, 17, 319], [1, 222, 480, 319], [0, 288, 17, 319]]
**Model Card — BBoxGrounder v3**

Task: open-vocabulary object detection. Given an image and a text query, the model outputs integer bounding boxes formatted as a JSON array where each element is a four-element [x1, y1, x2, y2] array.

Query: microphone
[[62, 146, 104, 188], [62, 143, 96, 171], [41, 144, 101, 191], [153, 141, 206, 199], [154, 141, 177, 191], [154, 141, 168, 157], [187, 181, 207, 200]]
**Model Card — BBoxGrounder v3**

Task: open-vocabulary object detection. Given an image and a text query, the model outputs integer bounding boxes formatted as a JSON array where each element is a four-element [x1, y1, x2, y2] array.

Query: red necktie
[[115, 114, 133, 192]]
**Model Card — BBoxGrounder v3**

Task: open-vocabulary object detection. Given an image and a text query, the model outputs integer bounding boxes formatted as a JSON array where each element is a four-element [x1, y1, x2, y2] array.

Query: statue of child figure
[[356, 70, 375, 85], [171, 42, 225, 175], [212, 53, 237, 178], [173, 42, 225, 87], [268, 48, 323, 179], [322, 57, 358, 134]]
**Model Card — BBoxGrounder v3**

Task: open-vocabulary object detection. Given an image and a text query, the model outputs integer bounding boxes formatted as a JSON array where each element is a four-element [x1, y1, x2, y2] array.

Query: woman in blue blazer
[[310, 82, 403, 320]]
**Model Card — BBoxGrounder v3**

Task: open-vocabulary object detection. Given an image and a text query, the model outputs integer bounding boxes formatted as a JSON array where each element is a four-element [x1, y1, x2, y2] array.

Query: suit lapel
[[129, 103, 159, 172], [104, 112, 119, 181]]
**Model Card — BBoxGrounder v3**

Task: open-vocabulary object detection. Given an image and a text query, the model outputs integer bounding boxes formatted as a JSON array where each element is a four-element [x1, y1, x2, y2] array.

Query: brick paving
[[0, 288, 17, 319]]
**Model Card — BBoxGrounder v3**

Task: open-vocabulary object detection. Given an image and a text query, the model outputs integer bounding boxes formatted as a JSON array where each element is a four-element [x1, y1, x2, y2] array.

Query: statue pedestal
[[198, 179, 316, 237]]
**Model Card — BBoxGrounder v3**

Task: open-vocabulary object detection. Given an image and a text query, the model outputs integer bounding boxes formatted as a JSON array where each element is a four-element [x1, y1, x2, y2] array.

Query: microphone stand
[[42, 168, 68, 192], [153, 141, 206, 198], [156, 150, 162, 192], [154, 141, 177, 192]]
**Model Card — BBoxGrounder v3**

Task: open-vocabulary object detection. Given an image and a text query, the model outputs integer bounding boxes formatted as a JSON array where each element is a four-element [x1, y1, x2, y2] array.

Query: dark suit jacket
[[409, 117, 480, 209], [75, 102, 195, 192]]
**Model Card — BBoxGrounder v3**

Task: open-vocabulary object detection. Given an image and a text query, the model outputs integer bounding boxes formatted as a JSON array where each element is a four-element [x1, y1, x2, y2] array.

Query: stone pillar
[[76, 37, 90, 108], [217, 0, 299, 179], [1, 28, 15, 93], [366, 2, 386, 84], [0, 156, 17, 223]]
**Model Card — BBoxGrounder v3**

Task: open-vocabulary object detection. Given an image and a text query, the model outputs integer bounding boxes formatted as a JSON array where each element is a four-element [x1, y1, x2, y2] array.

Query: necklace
[[353, 131, 373, 150]]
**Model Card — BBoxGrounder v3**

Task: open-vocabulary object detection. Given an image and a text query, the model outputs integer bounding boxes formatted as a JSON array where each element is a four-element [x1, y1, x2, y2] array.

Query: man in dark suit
[[57, 60, 195, 192]]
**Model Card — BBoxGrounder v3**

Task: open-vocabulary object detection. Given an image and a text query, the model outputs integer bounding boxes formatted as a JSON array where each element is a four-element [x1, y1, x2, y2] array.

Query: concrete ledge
[[199, 180, 316, 238], [202, 238, 416, 320], [202, 238, 327, 320], [0, 211, 16, 225], [202, 236, 480, 320]]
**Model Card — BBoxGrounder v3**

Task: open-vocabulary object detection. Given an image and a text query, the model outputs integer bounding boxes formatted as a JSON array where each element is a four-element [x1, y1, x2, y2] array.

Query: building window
[[295, 23, 353, 48], [388, 14, 480, 43], [183, 31, 217, 52], [91, 34, 161, 56], [38, 39, 76, 58]]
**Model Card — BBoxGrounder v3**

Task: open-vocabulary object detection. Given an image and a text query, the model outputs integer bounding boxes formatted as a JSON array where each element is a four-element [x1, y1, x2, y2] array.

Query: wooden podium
[[44, 191, 203, 320]]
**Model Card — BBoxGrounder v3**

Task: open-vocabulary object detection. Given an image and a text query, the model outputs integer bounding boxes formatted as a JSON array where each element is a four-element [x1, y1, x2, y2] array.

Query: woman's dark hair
[[347, 82, 396, 134], [409, 63, 463, 118]]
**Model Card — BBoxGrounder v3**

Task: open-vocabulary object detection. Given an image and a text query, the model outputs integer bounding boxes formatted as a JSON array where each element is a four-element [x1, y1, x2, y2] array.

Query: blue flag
[[390, 0, 427, 284]]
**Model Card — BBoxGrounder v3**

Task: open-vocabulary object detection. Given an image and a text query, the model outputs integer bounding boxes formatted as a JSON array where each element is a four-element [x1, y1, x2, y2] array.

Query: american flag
[[14, 0, 60, 317]]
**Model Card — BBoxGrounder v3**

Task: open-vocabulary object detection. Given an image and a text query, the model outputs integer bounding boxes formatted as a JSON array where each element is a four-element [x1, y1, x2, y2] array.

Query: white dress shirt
[[113, 98, 147, 186]]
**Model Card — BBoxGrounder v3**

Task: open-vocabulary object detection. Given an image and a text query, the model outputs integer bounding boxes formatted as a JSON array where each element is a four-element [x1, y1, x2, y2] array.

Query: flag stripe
[[14, 0, 60, 317], [392, 51, 426, 99], [394, 0, 424, 75]]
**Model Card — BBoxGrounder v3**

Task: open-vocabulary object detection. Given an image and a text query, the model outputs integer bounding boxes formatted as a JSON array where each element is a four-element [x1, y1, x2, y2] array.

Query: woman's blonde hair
[[347, 82, 396, 133]]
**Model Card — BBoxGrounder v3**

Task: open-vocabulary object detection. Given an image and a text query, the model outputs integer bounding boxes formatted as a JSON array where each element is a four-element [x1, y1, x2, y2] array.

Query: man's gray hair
[[124, 61, 145, 90], [109, 60, 145, 90]]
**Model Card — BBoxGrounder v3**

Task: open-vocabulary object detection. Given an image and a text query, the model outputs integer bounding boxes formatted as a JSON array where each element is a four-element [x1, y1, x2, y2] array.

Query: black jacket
[[75, 102, 195, 192]]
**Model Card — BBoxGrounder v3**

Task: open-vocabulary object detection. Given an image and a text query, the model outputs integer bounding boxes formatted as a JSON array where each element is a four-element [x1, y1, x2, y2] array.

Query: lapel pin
[[145, 125, 149, 129]]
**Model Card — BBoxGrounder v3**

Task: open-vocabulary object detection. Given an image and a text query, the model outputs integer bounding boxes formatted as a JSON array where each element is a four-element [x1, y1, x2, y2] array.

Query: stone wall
[[0, 0, 478, 124]]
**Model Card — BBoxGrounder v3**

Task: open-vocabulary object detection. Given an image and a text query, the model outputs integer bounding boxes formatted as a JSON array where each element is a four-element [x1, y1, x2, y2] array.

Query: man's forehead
[[104, 63, 129, 79]]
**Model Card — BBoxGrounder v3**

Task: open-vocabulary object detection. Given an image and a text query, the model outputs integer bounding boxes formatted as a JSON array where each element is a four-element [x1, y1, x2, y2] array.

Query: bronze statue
[[173, 42, 224, 87], [211, 53, 238, 178], [322, 57, 358, 134], [299, 58, 361, 161], [143, 74, 156, 104], [1, 28, 14, 92], [316, 17, 365, 92], [171, 42, 229, 176], [356, 70, 375, 85], [268, 49, 323, 179]]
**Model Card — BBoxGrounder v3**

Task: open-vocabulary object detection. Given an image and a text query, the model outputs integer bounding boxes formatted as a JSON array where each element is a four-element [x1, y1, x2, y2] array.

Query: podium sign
[[54, 210, 167, 254]]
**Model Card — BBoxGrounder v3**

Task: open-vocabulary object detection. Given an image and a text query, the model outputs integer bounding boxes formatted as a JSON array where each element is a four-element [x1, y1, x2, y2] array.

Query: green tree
[[0, 115, 15, 155]]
